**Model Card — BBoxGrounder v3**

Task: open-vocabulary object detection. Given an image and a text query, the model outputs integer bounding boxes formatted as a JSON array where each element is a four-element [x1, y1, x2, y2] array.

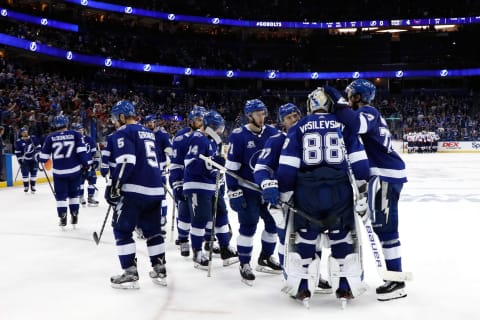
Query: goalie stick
[[336, 128, 413, 282], [198, 154, 335, 228]]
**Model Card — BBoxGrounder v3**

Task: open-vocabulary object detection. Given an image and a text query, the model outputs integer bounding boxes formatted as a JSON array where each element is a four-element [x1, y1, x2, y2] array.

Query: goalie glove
[[355, 180, 369, 222]]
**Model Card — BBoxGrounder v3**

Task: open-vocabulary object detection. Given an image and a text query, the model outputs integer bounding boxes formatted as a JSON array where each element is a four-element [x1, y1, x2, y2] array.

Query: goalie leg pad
[[282, 253, 321, 297], [329, 253, 367, 298], [307, 257, 321, 295], [282, 252, 305, 297]]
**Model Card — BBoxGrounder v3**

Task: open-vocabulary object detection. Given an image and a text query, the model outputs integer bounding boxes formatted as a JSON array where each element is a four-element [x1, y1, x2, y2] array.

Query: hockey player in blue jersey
[[106, 100, 167, 289], [144, 115, 172, 237], [324, 80, 408, 301], [169, 106, 207, 256], [15, 127, 41, 193], [71, 123, 99, 207], [183, 110, 239, 270], [100, 133, 114, 179], [277, 88, 370, 305], [225, 99, 282, 285], [253, 103, 301, 266], [38, 115, 90, 228]]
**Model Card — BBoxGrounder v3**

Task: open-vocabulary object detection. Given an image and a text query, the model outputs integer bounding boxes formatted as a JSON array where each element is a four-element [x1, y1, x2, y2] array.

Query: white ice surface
[[1, 151, 480, 320]]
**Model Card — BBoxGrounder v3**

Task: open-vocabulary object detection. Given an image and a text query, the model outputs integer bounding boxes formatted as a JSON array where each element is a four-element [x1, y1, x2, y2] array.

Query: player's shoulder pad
[[192, 131, 203, 138], [173, 134, 184, 142], [232, 127, 243, 134]]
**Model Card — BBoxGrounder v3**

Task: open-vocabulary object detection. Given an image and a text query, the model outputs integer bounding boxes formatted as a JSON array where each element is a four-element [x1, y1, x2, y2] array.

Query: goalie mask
[[307, 87, 332, 114]]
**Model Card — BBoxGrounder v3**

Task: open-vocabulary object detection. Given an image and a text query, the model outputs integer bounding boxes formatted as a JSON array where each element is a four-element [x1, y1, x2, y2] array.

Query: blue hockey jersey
[[38, 130, 89, 177], [15, 135, 41, 161], [225, 124, 279, 194], [100, 133, 114, 177], [335, 105, 407, 184], [109, 124, 164, 200], [82, 134, 97, 166], [183, 130, 218, 195], [154, 127, 172, 172], [253, 131, 286, 185], [278, 113, 370, 193], [169, 129, 192, 190]]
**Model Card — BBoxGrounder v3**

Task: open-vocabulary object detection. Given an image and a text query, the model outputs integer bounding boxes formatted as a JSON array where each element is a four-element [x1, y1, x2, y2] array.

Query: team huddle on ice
[[17, 79, 412, 308]]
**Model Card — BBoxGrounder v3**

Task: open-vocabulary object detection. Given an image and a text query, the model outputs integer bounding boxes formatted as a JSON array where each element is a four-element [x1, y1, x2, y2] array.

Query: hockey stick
[[336, 128, 413, 282], [39, 161, 56, 197], [208, 169, 222, 277], [14, 163, 22, 182], [162, 183, 176, 243], [93, 205, 112, 245], [93, 159, 127, 245], [198, 154, 333, 227]]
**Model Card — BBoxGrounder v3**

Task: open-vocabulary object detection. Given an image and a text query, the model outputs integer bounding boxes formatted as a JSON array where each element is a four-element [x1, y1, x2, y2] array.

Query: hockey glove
[[228, 189, 247, 212], [105, 183, 121, 206], [261, 179, 280, 206], [323, 85, 344, 103], [91, 159, 100, 170], [81, 165, 91, 179], [171, 181, 185, 201], [100, 164, 109, 178]]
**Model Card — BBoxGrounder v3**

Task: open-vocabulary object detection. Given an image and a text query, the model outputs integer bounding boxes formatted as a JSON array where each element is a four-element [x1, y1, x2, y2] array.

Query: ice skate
[[192, 250, 209, 270], [149, 262, 167, 286], [376, 281, 406, 301], [179, 240, 190, 257], [315, 276, 333, 294], [24, 187, 29, 193], [336, 288, 354, 309], [71, 211, 78, 229], [80, 196, 86, 207], [111, 265, 139, 289], [220, 246, 239, 266], [256, 253, 283, 274], [240, 263, 255, 286], [204, 240, 221, 254], [59, 214, 67, 230], [292, 289, 311, 309], [30, 186, 36, 194], [87, 196, 99, 207]]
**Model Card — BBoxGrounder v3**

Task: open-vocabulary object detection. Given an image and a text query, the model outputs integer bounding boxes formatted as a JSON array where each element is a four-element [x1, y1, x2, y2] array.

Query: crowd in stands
[[1, 56, 480, 154]]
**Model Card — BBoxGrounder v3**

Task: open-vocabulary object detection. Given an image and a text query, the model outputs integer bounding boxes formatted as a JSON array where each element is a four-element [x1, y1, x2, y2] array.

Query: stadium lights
[[2, 32, 480, 80]]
